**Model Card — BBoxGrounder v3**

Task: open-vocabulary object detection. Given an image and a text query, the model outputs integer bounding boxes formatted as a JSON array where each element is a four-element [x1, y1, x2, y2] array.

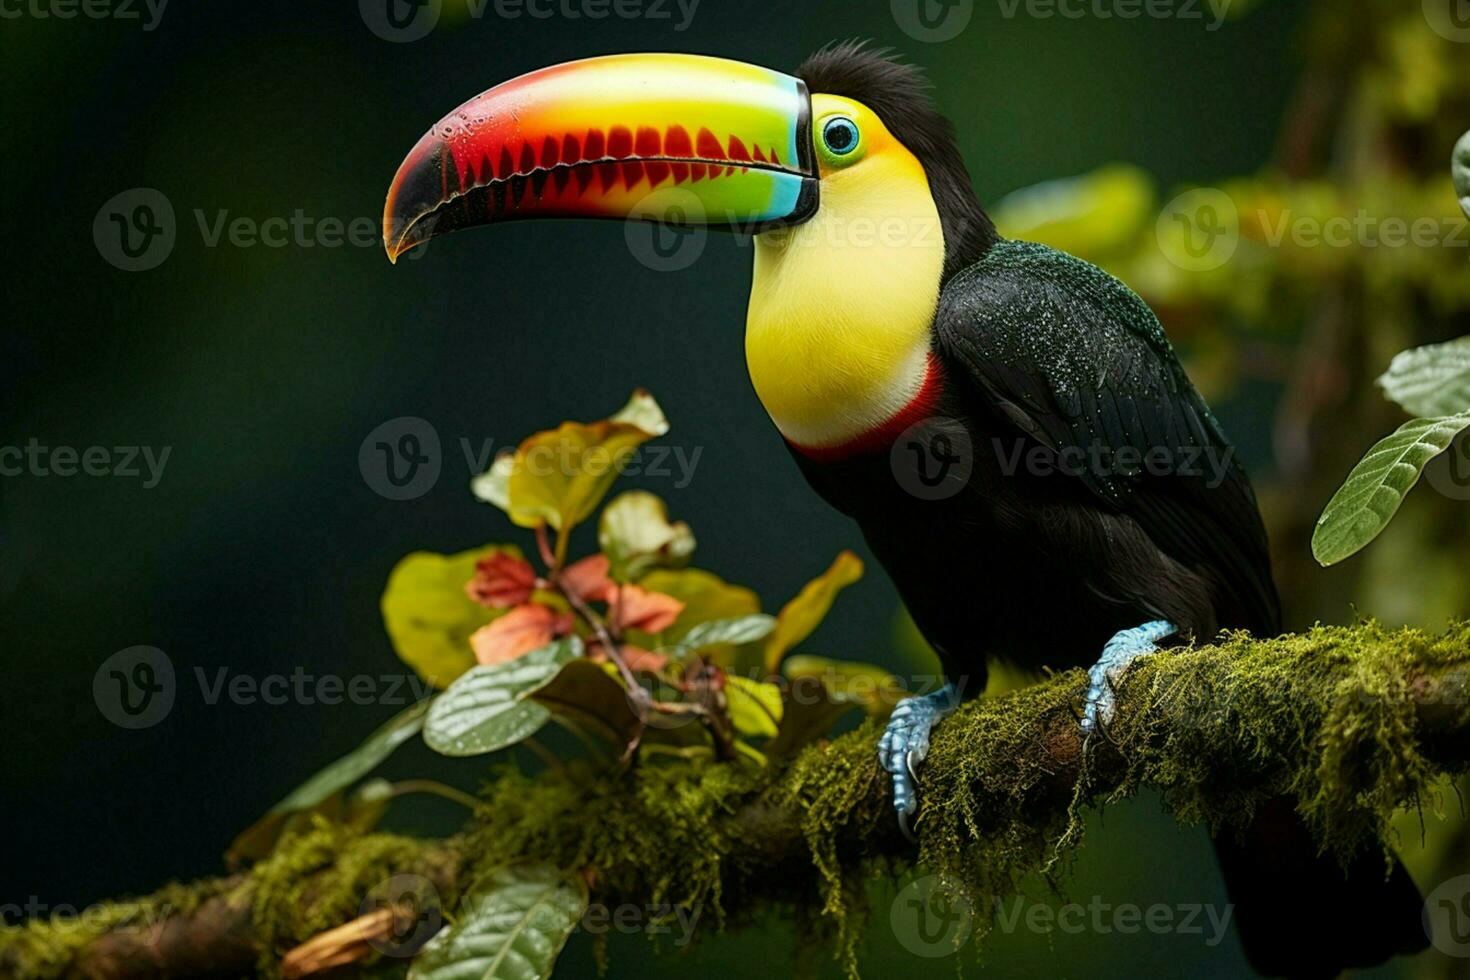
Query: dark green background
[[2, 0, 1385, 976]]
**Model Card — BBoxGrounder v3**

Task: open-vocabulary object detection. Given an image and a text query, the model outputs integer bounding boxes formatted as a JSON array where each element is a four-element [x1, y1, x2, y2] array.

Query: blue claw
[[1080, 620, 1177, 736], [879, 683, 960, 837]]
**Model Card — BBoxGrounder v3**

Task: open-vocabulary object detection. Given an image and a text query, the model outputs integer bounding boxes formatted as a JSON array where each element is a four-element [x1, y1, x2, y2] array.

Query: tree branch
[[5, 622, 1468, 979]]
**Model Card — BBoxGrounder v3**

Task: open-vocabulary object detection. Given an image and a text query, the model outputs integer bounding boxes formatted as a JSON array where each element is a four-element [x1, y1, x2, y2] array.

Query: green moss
[[0, 878, 234, 980], [247, 819, 434, 974], [5, 623, 1466, 980]]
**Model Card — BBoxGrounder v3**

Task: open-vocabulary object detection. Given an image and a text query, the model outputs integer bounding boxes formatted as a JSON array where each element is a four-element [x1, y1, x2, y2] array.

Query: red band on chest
[[788, 355, 945, 463]]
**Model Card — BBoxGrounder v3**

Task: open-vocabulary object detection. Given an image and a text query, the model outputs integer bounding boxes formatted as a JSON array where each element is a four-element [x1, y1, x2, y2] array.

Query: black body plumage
[[792, 42, 1426, 979], [795, 240, 1280, 686]]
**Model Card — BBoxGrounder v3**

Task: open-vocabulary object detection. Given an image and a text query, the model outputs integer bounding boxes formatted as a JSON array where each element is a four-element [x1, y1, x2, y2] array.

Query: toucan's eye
[[820, 116, 861, 159]]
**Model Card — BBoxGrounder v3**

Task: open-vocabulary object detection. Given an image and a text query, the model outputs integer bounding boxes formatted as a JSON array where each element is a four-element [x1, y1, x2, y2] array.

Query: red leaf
[[465, 552, 536, 609], [470, 603, 573, 666], [562, 554, 613, 602], [610, 584, 685, 634]]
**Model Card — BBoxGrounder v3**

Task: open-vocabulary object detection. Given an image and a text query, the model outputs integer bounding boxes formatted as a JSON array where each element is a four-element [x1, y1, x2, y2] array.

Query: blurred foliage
[[992, 4, 1470, 976], [991, 0, 1470, 627]]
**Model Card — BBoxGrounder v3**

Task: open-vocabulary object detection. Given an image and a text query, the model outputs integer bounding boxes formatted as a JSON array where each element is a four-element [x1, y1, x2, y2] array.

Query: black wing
[[935, 240, 1280, 634]]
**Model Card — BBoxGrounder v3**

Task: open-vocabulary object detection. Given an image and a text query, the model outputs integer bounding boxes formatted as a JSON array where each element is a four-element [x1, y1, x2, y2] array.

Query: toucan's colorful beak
[[383, 53, 817, 262]]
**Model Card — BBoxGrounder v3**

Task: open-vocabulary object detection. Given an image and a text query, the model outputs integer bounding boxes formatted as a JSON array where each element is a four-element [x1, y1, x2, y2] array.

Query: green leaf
[[1378, 336, 1470, 418], [425, 638, 581, 757], [475, 391, 670, 533], [530, 658, 642, 751], [992, 163, 1155, 260], [598, 490, 695, 580], [408, 864, 586, 980], [609, 388, 670, 436], [227, 700, 429, 863], [382, 545, 521, 687], [1312, 413, 1470, 566], [471, 453, 514, 511], [764, 687, 858, 761], [763, 552, 864, 672], [782, 655, 906, 715], [675, 615, 776, 654], [725, 675, 782, 737]]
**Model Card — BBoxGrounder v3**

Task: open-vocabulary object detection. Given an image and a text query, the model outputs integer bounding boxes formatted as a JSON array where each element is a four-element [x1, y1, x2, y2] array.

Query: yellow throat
[[745, 93, 946, 449]]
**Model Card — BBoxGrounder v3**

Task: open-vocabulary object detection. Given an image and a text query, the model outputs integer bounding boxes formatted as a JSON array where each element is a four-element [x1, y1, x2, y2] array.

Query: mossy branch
[[5, 622, 1469, 979]]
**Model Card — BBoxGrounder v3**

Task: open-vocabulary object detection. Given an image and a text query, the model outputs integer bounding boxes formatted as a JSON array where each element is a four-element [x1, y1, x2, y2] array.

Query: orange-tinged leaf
[[637, 568, 760, 644], [465, 552, 537, 609], [610, 584, 685, 634], [763, 551, 864, 672], [471, 603, 573, 666], [381, 544, 522, 687], [562, 554, 613, 602]]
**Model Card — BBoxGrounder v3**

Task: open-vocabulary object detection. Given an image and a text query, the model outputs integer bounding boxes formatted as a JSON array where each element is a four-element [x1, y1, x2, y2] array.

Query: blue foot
[[879, 683, 960, 838], [1080, 620, 1177, 736]]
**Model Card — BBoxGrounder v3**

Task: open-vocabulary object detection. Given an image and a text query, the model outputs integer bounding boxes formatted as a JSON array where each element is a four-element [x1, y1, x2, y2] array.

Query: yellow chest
[[743, 163, 945, 449]]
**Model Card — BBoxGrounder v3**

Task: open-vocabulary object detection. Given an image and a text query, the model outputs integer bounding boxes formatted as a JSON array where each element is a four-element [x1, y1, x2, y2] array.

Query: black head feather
[[797, 40, 999, 283]]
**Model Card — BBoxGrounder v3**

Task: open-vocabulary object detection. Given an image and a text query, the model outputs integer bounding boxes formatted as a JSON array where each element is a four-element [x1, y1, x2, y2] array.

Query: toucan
[[383, 41, 1427, 977]]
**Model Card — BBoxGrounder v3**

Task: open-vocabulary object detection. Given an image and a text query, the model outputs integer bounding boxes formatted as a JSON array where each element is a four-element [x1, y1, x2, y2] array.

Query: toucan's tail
[[1212, 797, 1427, 978]]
